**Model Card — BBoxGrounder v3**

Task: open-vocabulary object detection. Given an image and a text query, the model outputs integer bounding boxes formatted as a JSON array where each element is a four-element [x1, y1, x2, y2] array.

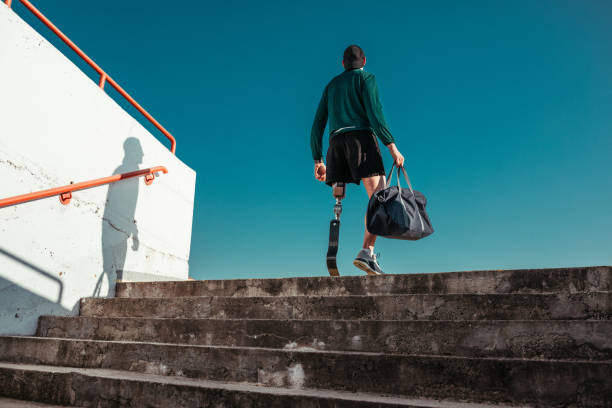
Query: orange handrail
[[0, 166, 168, 208], [3, 0, 177, 154]]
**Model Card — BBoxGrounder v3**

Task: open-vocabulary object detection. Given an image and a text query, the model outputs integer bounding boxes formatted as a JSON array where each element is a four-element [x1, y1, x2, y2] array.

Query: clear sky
[[14, 0, 612, 279]]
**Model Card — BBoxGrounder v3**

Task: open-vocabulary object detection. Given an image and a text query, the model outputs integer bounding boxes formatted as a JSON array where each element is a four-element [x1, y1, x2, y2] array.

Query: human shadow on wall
[[93, 137, 143, 297]]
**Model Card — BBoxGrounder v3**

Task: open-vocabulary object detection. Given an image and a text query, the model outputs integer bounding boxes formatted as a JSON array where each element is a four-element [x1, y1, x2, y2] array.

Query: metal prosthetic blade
[[326, 219, 340, 276]]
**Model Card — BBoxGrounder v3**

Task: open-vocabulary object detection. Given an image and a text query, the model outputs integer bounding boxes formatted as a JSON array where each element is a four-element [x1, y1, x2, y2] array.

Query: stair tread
[[3, 335, 611, 364], [0, 362, 525, 408], [79, 291, 612, 321], [115, 266, 612, 298], [35, 316, 612, 360], [85, 291, 612, 300], [40, 315, 612, 323], [119, 265, 612, 285]]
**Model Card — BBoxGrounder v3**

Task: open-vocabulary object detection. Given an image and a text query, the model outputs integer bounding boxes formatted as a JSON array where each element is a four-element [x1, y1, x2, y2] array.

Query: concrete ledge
[[79, 292, 612, 320], [116, 266, 612, 298], [116, 270, 189, 283], [0, 338, 610, 406], [36, 316, 612, 360]]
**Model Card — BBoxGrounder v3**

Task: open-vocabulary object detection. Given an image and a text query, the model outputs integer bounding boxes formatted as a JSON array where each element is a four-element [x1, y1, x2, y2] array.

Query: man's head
[[123, 137, 144, 164], [343, 45, 366, 70]]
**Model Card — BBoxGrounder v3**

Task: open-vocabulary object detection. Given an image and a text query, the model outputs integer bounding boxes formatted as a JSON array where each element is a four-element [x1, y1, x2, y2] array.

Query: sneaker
[[353, 249, 384, 275]]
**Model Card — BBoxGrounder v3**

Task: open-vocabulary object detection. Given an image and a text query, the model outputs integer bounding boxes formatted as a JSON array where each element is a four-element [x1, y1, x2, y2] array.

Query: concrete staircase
[[0, 266, 611, 407]]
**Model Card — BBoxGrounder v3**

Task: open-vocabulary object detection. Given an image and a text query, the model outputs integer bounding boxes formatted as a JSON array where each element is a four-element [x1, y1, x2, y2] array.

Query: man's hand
[[387, 143, 405, 167], [314, 162, 326, 182]]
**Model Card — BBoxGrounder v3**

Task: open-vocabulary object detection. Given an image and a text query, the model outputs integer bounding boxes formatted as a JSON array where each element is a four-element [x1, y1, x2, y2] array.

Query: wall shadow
[[0, 276, 72, 335], [0, 248, 74, 335], [0, 247, 63, 303], [94, 137, 143, 297]]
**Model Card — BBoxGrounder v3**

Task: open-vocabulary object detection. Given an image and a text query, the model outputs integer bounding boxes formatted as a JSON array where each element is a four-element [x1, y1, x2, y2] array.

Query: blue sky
[[14, 0, 612, 279]]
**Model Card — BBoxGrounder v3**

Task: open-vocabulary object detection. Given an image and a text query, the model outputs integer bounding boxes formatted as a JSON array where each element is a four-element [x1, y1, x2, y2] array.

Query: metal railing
[[0, 166, 168, 208], [3, 0, 177, 154]]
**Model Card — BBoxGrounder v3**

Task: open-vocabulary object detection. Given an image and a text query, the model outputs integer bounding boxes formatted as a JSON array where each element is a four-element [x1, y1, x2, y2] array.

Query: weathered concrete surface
[[3, 267, 612, 406], [37, 316, 612, 360], [0, 363, 517, 408], [0, 337, 610, 406], [0, 398, 75, 408], [116, 266, 612, 298], [80, 292, 612, 320]]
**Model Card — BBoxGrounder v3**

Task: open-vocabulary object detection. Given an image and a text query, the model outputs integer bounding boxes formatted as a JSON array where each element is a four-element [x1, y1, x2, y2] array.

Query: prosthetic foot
[[326, 182, 346, 276]]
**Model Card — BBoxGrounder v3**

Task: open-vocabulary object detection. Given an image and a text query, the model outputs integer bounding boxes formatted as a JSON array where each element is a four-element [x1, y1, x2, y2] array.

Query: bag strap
[[385, 163, 415, 194], [384, 164, 424, 231], [385, 163, 397, 188], [399, 166, 414, 193]]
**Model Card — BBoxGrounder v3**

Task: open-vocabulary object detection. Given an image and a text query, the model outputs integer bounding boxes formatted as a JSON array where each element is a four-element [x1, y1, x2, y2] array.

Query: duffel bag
[[366, 164, 433, 240]]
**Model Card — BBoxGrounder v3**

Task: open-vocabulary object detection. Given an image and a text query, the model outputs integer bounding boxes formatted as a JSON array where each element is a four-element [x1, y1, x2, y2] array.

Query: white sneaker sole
[[353, 259, 382, 275]]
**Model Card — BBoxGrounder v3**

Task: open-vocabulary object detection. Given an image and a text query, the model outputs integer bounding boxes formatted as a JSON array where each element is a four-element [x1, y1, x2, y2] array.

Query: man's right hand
[[314, 162, 326, 182], [387, 143, 405, 167]]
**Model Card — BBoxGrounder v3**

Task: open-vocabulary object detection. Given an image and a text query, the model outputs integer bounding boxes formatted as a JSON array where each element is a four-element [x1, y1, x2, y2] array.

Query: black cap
[[343, 45, 365, 70]]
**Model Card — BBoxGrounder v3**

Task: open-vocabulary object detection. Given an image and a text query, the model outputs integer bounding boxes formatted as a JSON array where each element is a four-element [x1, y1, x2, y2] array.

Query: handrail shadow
[[0, 247, 63, 303]]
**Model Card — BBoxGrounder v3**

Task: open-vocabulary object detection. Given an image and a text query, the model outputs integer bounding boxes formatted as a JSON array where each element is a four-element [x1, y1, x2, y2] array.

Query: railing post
[[98, 73, 107, 89], [5, 0, 12, 8]]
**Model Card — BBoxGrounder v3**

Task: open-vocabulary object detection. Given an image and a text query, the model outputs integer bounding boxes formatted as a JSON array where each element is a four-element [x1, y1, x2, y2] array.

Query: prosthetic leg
[[326, 182, 346, 276]]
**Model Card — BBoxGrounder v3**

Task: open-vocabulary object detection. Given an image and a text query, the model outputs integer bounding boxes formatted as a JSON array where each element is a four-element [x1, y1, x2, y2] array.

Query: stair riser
[[116, 267, 612, 298], [0, 367, 415, 408], [80, 293, 612, 320], [36, 317, 612, 360], [0, 337, 610, 406]]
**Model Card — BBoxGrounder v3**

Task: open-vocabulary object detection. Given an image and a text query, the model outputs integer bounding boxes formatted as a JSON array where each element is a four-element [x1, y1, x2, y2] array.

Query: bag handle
[[385, 163, 415, 194], [399, 165, 414, 193], [385, 164, 405, 199], [385, 163, 397, 188], [385, 163, 425, 232]]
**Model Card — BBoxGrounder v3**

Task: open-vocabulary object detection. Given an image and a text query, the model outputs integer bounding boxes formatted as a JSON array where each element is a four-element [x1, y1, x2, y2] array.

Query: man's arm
[[362, 74, 404, 167], [362, 74, 393, 145], [310, 87, 328, 162], [130, 219, 139, 250]]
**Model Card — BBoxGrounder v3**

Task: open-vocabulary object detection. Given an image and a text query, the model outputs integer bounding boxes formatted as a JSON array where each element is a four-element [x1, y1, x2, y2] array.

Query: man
[[311, 45, 404, 275]]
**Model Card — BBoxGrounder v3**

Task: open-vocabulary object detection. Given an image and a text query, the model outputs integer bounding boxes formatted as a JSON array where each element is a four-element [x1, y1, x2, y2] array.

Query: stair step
[[36, 316, 612, 360], [0, 362, 521, 408], [80, 292, 612, 320], [116, 266, 612, 298], [0, 337, 610, 406]]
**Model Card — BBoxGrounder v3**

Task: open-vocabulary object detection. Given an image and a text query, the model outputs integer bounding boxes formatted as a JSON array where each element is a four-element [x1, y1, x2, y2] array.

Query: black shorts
[[325, 130, 386, 186]]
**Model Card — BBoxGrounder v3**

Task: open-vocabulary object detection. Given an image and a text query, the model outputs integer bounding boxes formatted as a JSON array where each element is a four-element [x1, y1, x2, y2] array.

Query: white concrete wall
[[0, 4, 196, 335]]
